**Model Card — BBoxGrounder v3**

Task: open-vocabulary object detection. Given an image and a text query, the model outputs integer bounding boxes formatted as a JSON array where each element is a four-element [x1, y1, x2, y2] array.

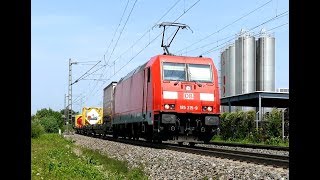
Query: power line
[[71, 60, 102, 85], [201, 15, 288, 56], [156, 0, 183, 25], [182, 10, 288, 56], [103, 33, 161, 83], [111, 0, 184, 65], [100, 0, 201, 84], [174, 0, 273, 54], [173, 0, 200, 22], [266, 22, 288, 31], [165, 0, 200, 43], [85, 0, 202, 102], [76, 61, 100, 64], [87, 0, 130, 97], [87, 0, 137, 98], [81, 0, 139, 103], [102, 0, 201, 84], [81, 0, 186, 102], [77, 64, 107, 83], [106, 0, 138, 64], [102, 0, 130, 66]]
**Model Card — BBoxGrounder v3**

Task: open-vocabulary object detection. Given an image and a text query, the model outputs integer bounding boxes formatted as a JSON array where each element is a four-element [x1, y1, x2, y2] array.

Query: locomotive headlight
[[202, 106, 207, 111], [164, 104, 170, 109], [202, 106, 213, 111], [169, 104, 175, 110]]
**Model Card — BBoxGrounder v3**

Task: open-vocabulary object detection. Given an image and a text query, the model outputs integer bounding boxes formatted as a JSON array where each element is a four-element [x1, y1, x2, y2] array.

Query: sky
[[31, 0, 289, 115]]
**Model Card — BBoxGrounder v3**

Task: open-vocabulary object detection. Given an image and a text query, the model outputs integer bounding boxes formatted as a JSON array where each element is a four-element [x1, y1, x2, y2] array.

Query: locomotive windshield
[[163, 62, 186, 81], [188, 64, 212, 82], [163, 62, 212, 82]]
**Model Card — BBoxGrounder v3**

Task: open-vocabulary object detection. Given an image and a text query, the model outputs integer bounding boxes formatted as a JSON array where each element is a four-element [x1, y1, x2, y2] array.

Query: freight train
[[75, 22, 220, 144], [75, 54, 220, 144]]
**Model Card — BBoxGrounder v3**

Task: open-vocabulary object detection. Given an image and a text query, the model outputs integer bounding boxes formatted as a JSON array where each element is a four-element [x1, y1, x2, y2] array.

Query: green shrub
[[31, 120, 45, 138], [265, 136, 282, 145], [236, 111, 255, 139], [248, 128, 264, 143], [40, 116, 60, 133], [34, 108, 64, 129], [264, 108, 282, 138]]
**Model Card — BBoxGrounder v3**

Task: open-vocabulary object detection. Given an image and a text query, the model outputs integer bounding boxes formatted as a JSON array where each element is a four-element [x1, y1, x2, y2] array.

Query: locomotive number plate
[[184, 93, 194, 100]]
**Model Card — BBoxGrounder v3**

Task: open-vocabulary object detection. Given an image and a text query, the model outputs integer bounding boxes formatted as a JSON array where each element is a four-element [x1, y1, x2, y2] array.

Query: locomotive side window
[[188, 64, 212, 82], [163, 62, 186, 81]]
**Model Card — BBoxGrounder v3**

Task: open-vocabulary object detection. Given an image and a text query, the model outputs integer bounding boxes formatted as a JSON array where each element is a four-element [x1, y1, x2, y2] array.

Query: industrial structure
[[220, 29, 282, 113]]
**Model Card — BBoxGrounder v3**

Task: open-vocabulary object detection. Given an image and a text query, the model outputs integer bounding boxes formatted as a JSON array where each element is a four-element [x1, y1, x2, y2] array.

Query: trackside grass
[[32, 134, 147, 180], [211, 135, 289, 147]]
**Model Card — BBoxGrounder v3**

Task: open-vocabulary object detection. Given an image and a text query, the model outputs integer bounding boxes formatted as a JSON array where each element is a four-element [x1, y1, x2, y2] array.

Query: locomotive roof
[[118, 61, 148, 83], [117, 54, 213, 83]]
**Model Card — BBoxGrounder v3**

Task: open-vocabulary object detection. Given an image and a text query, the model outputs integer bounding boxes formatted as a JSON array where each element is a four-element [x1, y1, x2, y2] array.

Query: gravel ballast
[[195, 143, 289, 156], [64, 134, 289, 179]]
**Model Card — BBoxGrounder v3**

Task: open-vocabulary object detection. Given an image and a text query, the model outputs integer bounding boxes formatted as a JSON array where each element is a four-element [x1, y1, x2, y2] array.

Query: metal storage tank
[[235, 32, 256, 94], [228, 44, 236, 96], [235, 31, 256, 111], [235, 38, 241, 95], [220, 50, 226, 98], [220, 49, 228, 112], [225, 47, 230, 97], [256, 33, 275, 92]]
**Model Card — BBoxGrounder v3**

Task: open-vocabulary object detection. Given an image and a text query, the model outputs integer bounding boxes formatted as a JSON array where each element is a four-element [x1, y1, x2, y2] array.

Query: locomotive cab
[[155, 55, 220, 143]]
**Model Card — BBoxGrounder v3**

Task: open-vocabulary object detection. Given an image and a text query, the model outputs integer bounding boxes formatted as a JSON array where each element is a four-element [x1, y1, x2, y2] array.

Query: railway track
[[206, 141, 289, 151], [84, 134, 289, 169], [164, 143, 289, 168]]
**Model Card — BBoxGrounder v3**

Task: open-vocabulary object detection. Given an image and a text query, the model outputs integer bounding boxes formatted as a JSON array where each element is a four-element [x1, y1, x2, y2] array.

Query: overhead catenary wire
[[165, 0, 201, 43], [106, 0, 138, 65], [200, 15, 288, 56], [174, 0, 273, 54], [76, 61, 101, 64], [82, 0, 190, 100], [87, 0, 132, 95], [111, 0, 184, 64], [72, 60, 102, 85], [180, 10, 288, 55], [85, 0, 202, 102], [101, 0, 202, 84], [80, 0, 140, 103], [102, 0, 130, 66]]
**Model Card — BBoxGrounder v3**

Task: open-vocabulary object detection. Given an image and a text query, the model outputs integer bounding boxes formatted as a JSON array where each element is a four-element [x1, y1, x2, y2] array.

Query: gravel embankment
[[194, 143, 289, 156], [64, 134, 289, 180]]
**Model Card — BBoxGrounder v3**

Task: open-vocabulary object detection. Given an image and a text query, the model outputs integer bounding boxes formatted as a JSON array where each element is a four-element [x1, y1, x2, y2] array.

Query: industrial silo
[[228, 44, 236, 96], [235, 31, 256, 111], [226, 44, 237, 112], [220, 50, 226, 112], [235, 38, 241, 95], [220, 50, 226, 98], [256, 32, 275, 92], [225, 47, 230, 97]]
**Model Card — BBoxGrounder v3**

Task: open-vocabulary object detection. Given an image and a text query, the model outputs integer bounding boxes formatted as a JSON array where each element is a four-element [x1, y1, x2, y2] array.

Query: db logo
[[184, 93, 194, 99]]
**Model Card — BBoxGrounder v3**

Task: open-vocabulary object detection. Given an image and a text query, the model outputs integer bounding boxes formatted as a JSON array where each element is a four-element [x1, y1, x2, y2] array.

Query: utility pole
[[67, 58, 78, 133], [68, 58, 73, 126], [64, 94, 67, 123]]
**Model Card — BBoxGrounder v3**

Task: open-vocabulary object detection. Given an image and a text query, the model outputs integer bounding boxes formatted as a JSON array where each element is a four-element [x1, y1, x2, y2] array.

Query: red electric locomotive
[[77, 22, 221, 145], [106, 54, 220, 144]]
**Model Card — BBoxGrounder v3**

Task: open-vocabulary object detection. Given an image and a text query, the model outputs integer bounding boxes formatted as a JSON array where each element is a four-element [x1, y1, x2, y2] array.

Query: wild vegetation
[[216, 108, 289, 146], [32, 134, 147, 180], [31, 108, 79, 138]]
